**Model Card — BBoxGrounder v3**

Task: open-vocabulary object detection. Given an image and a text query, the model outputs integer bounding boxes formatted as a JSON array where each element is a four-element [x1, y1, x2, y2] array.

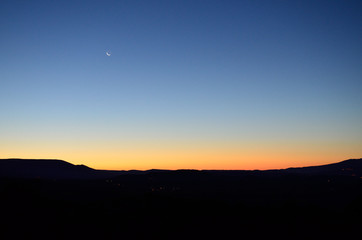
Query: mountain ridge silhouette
[[0, 158, 124, 179], [0, 158, 361, 179], [1, 158, 362, 239]]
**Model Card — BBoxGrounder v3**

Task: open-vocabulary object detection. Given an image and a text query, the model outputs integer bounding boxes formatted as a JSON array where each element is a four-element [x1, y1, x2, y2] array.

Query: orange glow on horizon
[[1, 138, 361, 170]]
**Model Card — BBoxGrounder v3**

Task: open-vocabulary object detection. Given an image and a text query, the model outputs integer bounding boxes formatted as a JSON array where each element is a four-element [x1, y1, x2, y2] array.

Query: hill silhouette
[[283, 158, 362, 176], [0, 158, 361, 179], [1, 158, 361, 239], [0, 158, 124, 179]]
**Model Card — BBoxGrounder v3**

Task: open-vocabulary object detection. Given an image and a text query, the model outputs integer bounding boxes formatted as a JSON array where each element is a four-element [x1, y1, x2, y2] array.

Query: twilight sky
[[1, 0, 361, 170]]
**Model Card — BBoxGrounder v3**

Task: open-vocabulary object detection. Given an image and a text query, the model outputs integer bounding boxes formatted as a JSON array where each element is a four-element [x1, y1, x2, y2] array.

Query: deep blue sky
[[1, 0, 361, 169]]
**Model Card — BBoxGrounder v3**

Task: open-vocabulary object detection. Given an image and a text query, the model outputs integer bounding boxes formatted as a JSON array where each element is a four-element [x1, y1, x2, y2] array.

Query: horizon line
[[2, 157, 361, 172]]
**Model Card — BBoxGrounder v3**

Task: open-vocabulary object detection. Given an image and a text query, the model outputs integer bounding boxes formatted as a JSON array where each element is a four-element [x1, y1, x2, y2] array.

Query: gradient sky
[[1, 0, 361, 170]]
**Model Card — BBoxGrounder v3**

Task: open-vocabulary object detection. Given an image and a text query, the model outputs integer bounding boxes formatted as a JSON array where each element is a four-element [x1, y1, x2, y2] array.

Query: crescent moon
[[106, 52, 111, 56]]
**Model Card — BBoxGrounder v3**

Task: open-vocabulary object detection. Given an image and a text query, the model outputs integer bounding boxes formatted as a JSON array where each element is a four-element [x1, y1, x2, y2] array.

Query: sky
[[1, 0, 361, 170]]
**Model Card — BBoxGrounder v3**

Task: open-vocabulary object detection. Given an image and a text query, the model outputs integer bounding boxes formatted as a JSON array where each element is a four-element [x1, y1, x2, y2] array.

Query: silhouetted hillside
[[1, 158, 361, 180], [1, 158, 361, 239], [283, 158, 362, 176], [0, 158, 124, 179]]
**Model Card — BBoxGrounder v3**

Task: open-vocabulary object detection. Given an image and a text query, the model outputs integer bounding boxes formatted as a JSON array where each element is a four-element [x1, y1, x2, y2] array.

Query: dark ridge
[[0, 158, 361, 179], [1, 158, 362, 239], [283, 158, 362, 176], [0, 158, 123, 179]]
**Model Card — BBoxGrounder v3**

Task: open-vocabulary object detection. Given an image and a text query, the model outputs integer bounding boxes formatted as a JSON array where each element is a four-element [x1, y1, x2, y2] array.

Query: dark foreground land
[[1, 159, 362, 239]]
